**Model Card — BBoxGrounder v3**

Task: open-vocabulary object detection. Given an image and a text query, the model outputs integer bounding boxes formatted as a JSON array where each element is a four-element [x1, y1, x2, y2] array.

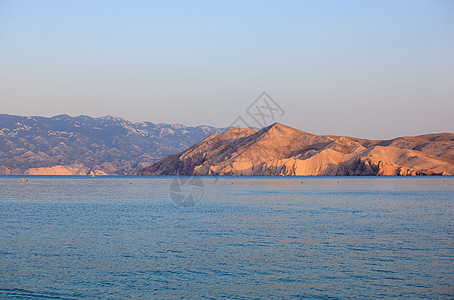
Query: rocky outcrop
[[0, 114, 224, 175], [134, 123, 454, 176]]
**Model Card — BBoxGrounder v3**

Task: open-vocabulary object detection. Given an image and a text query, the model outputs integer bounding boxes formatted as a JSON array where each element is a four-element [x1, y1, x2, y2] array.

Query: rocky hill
[[134, 123, 454, 176], [0, 114, 224, 175]]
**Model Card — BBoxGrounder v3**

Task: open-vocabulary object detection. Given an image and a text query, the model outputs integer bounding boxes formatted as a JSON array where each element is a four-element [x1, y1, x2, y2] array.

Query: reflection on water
[[0, 176, 453, 299]]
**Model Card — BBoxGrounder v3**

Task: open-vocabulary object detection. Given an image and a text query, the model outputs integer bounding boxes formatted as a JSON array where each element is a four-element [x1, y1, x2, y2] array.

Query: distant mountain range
[[0, 114, 224, 175], [134, 123, 454, 176]]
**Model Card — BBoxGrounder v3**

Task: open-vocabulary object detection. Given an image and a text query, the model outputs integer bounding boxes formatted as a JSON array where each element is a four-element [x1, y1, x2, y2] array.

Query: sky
[[0, 0, 453, 139]]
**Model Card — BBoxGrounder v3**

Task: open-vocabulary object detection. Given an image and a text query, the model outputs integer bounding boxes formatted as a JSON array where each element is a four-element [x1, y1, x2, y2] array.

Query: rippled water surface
[[1, 176, 453, 299]]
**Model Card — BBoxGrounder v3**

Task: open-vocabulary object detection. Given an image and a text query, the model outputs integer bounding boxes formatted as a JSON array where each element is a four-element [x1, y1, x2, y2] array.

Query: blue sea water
[[0, 176, 453, 299]]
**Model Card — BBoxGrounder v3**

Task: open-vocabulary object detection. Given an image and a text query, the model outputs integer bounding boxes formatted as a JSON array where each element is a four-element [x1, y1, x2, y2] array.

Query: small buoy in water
[[337, 182, 340, 183], [130, 182, 132, 184]]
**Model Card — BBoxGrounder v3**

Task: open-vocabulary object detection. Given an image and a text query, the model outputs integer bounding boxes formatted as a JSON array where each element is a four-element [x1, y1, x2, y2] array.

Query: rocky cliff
[[134, 123, 454, 176], [0, 114, 224, 175]]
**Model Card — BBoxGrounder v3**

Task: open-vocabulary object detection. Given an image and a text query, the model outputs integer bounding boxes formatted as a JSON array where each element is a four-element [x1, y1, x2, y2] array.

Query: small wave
[[0, 288, 81, 300]]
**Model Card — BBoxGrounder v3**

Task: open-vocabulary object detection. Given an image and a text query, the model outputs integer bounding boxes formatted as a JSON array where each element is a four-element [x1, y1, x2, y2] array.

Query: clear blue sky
[[1, 0, 453, 139]]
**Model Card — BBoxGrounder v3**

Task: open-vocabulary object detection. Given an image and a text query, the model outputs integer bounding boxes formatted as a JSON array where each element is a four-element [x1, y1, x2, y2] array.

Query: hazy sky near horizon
[[1, 0, 453, 139]]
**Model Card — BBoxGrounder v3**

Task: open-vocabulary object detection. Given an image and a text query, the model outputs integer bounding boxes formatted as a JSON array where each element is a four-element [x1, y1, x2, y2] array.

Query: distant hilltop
[[0, 114, 224, 175], [134, 123, 454, 176]]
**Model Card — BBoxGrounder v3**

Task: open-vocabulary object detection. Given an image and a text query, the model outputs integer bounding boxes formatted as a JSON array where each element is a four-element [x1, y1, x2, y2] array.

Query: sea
[[0, 175, 453, 299]]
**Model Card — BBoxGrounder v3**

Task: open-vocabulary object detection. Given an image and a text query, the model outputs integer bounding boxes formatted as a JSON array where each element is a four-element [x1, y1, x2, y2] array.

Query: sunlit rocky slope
[[134, 123, 454, 176], [0, 114, 223, 175]]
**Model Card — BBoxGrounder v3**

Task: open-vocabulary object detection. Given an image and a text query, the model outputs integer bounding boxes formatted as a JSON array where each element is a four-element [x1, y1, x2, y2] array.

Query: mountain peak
[[52, 114, 71, 119], [262, 122, 313, 136], [220, 127, 258, 139], [266, 122, 285, 130], [99, 115, 126, 122]]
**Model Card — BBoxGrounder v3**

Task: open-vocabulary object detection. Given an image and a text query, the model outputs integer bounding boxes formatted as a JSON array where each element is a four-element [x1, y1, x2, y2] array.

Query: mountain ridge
[[134, 122, 454, 176], [0, 114, 225, 175]]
